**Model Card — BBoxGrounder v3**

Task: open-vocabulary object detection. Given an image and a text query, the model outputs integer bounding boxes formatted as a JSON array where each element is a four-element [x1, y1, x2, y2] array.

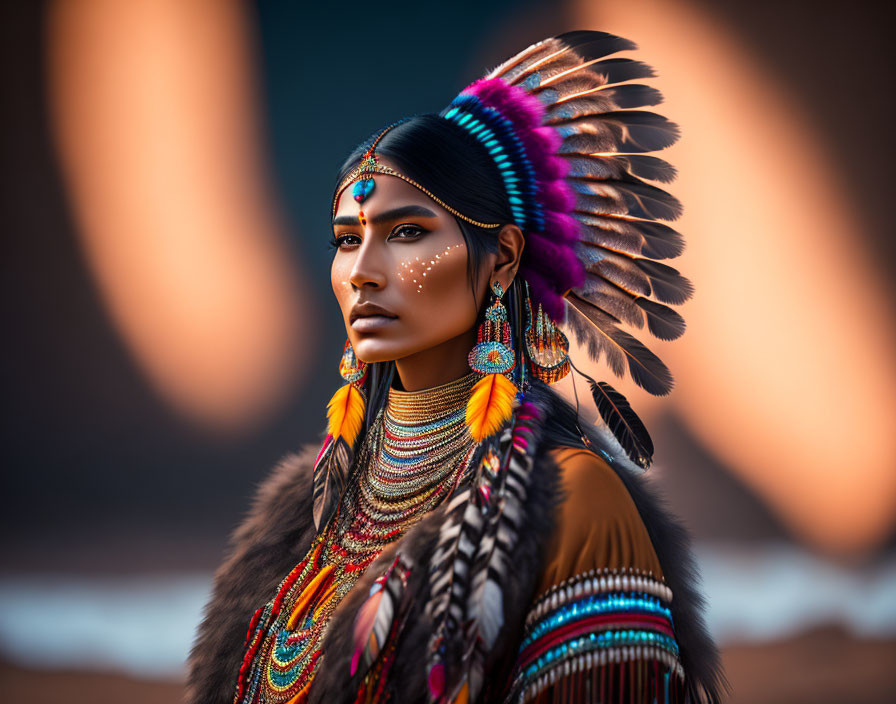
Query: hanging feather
[[466, 439, 513, 648], [424, 409, 532, 704], [590, 379, 654, 469], [311, 433, 352, 531], [326, 382, 366, 445], [350, 552, 413, 678], [465, 373, 517, 442], [310, 382, 367, 532], [425, 484, 486, 703], [461, 400, 544, 702]]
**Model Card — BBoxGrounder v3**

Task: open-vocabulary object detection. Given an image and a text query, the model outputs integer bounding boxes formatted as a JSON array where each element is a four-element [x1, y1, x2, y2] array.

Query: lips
[[350, 301, 398, 332]]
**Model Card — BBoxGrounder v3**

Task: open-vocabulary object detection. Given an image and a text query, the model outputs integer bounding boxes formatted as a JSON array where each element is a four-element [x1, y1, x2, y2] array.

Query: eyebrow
[[332, 204, 439, 227]]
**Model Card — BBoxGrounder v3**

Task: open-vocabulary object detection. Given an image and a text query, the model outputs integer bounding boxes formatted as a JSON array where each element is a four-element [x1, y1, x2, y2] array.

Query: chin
[[350, 337, 407, 364]]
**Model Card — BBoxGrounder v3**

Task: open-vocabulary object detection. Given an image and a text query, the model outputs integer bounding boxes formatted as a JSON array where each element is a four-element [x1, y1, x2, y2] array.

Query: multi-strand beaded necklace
[[234, 373, 480, 704]]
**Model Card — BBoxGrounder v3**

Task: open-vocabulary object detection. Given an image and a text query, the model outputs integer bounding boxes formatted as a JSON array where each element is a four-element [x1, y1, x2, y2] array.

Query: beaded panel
[[507, 567, 684, 703]]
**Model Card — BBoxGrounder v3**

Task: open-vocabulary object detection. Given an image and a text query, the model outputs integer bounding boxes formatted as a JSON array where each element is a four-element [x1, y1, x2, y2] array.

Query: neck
[[393, 327, 477, 391]]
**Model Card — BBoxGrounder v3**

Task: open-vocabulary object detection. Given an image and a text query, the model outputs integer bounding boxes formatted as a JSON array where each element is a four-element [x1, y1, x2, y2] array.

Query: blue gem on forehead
[[353, 177, 375, 203]]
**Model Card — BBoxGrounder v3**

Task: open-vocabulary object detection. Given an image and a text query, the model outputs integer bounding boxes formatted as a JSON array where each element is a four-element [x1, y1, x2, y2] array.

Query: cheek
[[395, 242, 466, 296], [330, 258, 353, 319], [394, 241, 478, 339]]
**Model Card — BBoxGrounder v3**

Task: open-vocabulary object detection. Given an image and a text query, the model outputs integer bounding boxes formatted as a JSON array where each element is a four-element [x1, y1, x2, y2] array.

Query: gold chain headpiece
[[331, 124, 502, 229]]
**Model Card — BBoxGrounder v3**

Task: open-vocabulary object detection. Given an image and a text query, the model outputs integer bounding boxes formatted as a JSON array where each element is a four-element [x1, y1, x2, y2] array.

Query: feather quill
[[565, 292, 674, 395], [590, 379, 654, 469]]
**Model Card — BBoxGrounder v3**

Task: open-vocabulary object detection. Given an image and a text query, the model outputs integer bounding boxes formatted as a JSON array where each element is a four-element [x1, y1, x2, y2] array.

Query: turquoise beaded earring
[[465, 281, 518, 442]]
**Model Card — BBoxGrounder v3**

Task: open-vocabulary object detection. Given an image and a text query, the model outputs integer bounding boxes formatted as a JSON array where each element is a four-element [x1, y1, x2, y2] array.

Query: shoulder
[[185, 441, 321, 704], [229, 441, 320, 552], [537, 445, 664, 593]]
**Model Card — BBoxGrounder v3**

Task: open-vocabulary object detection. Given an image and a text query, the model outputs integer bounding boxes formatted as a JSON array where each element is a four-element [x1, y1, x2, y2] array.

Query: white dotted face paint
[[396, 243, 463, 294]]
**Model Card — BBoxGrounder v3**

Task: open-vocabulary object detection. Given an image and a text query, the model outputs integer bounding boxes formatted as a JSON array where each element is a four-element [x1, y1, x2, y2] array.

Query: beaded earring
[[338, 339, 366, 385], [524, 280, 570, 384], [465, 281, 518, 442]]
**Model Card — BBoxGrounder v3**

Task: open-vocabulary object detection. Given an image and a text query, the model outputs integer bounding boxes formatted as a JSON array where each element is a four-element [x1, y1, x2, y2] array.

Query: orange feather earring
[[328, 339, 367, 446], [465, 281, 518, 442]]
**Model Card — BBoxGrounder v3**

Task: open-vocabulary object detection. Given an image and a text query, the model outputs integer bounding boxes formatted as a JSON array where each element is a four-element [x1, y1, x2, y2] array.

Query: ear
[[491, 224, 525, 291]]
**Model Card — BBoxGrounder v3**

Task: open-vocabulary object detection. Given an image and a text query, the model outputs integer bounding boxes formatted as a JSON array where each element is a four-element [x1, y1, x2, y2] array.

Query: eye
[[388, 224, 427, 241], [329, 233, 361, 251]]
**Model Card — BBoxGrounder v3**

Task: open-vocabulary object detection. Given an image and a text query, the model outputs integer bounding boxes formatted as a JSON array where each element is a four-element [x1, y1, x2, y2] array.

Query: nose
[[348, 233, 388, 291]]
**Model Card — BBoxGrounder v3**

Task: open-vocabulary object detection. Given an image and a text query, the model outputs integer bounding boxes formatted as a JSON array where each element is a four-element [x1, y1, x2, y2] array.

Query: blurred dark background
[[2, 1, 895, 702]]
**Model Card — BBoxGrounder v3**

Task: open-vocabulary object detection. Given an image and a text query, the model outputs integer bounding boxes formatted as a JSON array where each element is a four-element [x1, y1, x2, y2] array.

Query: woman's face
[[330, 170, 489, 365]]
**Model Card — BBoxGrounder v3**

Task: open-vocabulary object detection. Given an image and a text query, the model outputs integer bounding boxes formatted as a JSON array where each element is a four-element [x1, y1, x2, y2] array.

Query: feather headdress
[[434, 29, 689, 469]]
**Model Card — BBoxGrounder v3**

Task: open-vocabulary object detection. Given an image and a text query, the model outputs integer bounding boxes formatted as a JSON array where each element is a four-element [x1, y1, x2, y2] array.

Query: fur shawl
[[186, 389, 725, 704]]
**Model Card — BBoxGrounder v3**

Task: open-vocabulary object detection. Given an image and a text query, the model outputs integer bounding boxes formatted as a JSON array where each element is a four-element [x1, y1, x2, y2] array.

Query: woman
[[187, 31, 726, 704]]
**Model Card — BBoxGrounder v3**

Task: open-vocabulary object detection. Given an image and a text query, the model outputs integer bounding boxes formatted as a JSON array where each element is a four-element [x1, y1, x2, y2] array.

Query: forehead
[[333, 168, 442, 220]]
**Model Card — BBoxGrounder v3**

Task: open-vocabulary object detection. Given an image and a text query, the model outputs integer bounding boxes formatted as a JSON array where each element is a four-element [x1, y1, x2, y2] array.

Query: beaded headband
[[331, 124, 503, 229]]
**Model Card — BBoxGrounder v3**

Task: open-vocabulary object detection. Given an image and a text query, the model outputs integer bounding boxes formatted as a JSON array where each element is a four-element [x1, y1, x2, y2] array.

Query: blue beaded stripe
[[520, 629, 681, 685], [520, 591, 675, 652], [440, 94, 544, 233], [384, 408, 467, 436]]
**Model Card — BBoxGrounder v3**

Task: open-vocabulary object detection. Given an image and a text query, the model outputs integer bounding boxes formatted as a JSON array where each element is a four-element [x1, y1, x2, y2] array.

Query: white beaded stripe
[[525, 567, 673, 628], [516, 645, 686, 703]]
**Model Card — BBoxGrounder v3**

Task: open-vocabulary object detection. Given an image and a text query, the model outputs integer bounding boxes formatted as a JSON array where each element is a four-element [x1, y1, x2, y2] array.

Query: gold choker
[[385, 372, 480, 424]]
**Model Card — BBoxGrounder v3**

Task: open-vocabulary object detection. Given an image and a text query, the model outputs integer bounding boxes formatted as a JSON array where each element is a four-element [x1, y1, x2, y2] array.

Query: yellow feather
[[326, 383, 365, 445], [465, 373, 517, 442]]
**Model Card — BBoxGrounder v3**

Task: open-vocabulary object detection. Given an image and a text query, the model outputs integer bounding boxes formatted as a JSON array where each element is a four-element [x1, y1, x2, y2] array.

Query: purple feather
[[463, 78, 543, 129], [544, 212, 582, 244], [456, 77, 581, 318], [538, 180, 576, 212], [544, 155, 570, 180]]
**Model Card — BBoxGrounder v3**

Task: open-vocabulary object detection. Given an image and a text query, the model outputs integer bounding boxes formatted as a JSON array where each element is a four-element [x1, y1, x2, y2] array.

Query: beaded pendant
[[352, 177, 375, 204], [468, 282, 515, 376]]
